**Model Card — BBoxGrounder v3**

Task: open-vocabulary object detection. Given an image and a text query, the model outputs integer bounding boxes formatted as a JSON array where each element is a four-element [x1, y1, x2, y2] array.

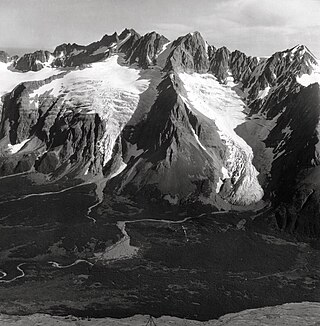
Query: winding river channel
[[0, 172, 268, 282], [0, 263, 26, 283]]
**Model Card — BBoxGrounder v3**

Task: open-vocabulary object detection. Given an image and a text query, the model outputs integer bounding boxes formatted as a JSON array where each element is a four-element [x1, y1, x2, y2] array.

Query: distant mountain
[[0, 29, 319, 237]]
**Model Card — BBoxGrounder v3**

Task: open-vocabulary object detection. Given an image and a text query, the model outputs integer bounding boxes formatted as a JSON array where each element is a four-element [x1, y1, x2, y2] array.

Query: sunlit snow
[[30, 55, 150, 165], [191, 128, 207, 152], [156, 41, 171, 58], [258, 85, 271, 99], [282, 125, 293, 138], [179, 72, 264, 205], [7, 139, 30, 154], [297, 60, 320, 86], [0, 62, 61, 99], [109, 161, 127, 180]]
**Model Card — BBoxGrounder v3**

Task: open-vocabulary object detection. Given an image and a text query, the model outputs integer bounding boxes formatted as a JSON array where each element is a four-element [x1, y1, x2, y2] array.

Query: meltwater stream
[[0, 172, 255, 280]]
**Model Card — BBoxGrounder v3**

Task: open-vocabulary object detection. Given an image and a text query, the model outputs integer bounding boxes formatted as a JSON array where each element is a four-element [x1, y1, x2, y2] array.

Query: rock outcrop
[[0, 77, 105, 177], [15, 50, 52, 71], [209, 46, 231, 82], [128, 31, 169, 68], [209, 47, 259, 84]]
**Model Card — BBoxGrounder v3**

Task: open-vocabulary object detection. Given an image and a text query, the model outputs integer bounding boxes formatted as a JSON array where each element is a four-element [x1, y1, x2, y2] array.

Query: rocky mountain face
[[15, 50, 53, 71], [128, 31, 169, 68], [1, 30, 320, 238], [0, 76, 105, 177], [164, 31, 209, 73], [208, 47, 259, 84], [236, 45, 320, 237], [109, 73, 227, 208]]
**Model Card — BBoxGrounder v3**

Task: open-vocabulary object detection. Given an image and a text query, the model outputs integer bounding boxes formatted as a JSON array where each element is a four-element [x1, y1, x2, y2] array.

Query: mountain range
[[0, 28, 320, 239]]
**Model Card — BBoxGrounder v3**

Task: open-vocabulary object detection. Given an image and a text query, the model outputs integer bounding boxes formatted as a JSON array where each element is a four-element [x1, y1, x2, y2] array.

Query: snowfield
[[30, 55, 150, 165], [179, 72, 264, 205], [0, 62, 61, 99]]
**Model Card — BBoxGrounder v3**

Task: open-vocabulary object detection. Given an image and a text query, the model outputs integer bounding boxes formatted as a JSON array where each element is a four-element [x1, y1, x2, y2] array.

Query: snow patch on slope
[[118, 33, 132, 48], [30, 55, 150, 165], [124, 143, 144, 162], [70, 49, 84, 56], [205, 42, 209, 58], [258, 85, 271, 99], [156, 42, 172, 67], [109, 161, 127, 180], [7, 139, 30, 154], [92, 46, 110, 56], [190, 128, 207, 152], [216, 178, 223, 193], [179, 72, 264, 205], [296, 60, 320, 86], [157, 42, 171, 57]]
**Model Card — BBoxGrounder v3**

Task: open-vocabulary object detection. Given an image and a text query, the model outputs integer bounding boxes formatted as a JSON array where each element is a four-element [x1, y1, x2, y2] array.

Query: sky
[[1, 0, 320, 57]]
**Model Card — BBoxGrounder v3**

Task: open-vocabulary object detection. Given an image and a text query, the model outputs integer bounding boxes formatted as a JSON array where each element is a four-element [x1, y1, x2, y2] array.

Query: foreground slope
[[1, 302, 319, 325]]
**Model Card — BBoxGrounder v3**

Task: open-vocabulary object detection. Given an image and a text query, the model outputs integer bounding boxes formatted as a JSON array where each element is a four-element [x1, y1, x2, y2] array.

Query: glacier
[[179, 72, 264, 205], [29, 55, 151, 165]]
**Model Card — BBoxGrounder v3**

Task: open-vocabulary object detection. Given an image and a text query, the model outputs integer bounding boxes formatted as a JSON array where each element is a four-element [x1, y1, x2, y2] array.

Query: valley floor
[[0, 173, 319, 320]]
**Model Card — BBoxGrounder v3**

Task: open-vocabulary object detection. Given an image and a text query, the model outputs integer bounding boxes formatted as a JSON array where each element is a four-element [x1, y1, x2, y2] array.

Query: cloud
[[197, 0, 320, 28], [189, 0, 320, 56]]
